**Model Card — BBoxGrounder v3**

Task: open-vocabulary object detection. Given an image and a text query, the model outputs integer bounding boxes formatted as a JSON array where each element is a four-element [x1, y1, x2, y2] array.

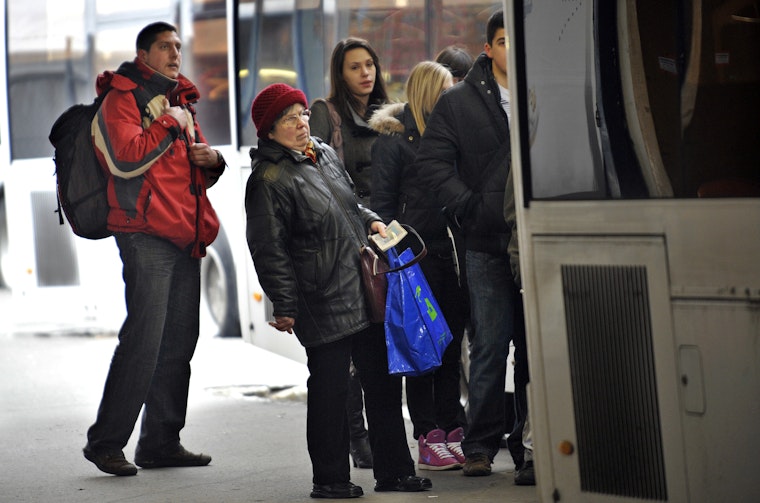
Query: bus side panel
[[674, 301, 760, 503], [530, 235, 688, 502]]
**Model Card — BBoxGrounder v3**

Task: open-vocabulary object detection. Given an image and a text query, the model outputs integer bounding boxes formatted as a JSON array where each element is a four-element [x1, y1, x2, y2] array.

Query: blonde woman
[[369, 61, 469, 471]]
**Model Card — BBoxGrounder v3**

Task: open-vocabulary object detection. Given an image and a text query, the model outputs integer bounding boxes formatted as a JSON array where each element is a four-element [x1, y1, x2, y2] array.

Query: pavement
[[0, 294, 539, 502]]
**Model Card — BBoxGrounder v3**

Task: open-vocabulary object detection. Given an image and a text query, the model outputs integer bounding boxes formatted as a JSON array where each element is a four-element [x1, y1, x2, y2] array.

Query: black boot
[[349, 436, 373, 469], [346, 365, 373, 468]]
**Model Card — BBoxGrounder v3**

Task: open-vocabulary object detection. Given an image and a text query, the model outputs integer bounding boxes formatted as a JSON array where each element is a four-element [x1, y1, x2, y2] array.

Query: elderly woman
[[245, 83, 432, 499]]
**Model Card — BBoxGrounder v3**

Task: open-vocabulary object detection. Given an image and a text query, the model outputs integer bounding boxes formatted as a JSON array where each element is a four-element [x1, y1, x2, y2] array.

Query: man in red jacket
[[83, 21, 225, 476]]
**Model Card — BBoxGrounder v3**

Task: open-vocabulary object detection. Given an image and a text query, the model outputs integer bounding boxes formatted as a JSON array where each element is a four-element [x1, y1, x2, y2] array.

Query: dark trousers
[[346, 363, 368, 442], [305, 323, 415, 485], [506, 296, 529, 469], [462, 250, 529, 466], [405, 254, 468, 439], [87, 233, 201, 455]]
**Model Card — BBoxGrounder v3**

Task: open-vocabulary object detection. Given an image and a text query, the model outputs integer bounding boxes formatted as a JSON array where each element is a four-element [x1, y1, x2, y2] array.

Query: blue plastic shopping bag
[[384, 247, 453, 376]]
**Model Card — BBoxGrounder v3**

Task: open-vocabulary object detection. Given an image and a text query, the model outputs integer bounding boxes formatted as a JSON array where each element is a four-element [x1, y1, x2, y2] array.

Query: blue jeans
[[86, 232, 201, 455], [462, 250, 527, 465]]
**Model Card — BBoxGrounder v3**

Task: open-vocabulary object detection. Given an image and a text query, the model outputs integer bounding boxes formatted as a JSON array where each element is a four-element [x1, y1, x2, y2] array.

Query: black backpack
[[49, 88, 151, 239]]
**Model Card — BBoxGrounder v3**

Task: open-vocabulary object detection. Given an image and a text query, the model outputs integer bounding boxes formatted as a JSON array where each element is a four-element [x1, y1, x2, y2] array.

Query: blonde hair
[[405, 61, 453, 136]]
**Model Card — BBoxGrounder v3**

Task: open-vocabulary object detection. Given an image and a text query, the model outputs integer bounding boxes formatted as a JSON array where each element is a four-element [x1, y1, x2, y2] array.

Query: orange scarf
[[303, 140, 317, 163]]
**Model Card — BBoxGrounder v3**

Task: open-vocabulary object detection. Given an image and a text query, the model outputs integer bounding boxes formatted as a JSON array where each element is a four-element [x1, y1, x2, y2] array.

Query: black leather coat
[[245, 136, 382, 348]]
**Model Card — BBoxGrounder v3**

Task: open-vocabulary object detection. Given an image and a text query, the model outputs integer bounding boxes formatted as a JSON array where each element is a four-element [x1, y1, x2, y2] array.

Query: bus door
[[506, 1, 760, 501]]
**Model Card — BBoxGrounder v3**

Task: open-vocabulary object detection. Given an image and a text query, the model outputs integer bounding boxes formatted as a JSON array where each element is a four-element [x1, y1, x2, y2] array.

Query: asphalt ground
[[0, 292, 538, 503]]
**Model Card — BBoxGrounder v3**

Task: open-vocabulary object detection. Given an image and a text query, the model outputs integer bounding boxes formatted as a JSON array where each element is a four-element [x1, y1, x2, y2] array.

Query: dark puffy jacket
[[93, 59, 219, 258], [414, 52, 512, 255], [245, 136, 382, 348], [369, 102, 452, 255]]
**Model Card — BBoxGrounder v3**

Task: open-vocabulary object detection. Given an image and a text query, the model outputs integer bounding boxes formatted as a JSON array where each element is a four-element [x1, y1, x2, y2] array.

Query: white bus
[[3, 0, 757, 499], [0, 0, 498, 364], [506, 0, 759, 501]]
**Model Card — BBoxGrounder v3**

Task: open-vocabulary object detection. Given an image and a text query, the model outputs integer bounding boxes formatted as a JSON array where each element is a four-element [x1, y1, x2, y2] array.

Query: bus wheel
[[201, 226, 241, 338]]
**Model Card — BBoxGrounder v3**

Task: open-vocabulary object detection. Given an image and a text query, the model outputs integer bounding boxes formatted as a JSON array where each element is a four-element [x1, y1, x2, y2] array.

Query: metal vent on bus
[[31, 191, 80, 287], [561, 264, 667, 500]]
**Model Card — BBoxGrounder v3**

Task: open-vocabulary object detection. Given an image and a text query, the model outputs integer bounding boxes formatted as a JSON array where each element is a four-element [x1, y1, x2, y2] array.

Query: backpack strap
[[315, 98, 344, 163], [130, 86, 157, 126]]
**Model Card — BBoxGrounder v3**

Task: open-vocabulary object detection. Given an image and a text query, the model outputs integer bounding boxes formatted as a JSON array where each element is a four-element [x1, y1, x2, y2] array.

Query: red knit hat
[[251, 83, 308, 139]]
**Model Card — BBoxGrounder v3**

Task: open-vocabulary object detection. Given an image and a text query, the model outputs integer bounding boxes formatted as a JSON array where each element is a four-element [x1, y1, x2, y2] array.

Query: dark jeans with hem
[[461, 250, 528, 467], [86, 232, 201, 456], [405, 254, 468, 440], [306, 323, 415, 485]]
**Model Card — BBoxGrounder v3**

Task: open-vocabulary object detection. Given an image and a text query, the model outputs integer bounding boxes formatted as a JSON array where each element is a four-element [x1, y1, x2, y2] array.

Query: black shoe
[[83, 446, 138, 476], [349, 437, 373, 469], [134, 445, 211, 469], [515, 460, 536, 486], [374, 475, 432, 492], [310, 482, 364, 499]]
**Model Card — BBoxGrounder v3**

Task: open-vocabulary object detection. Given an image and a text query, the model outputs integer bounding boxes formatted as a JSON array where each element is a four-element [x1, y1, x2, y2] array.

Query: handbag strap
[[373, 224, 427, 275]]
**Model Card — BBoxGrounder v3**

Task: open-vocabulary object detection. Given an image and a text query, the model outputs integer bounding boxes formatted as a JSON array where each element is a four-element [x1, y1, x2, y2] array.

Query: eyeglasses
[[278, 109, 311, 129]]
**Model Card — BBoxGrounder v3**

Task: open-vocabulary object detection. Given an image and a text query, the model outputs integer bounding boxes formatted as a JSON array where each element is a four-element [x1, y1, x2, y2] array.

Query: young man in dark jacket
[[83, 22, 225, 476], [414, 9, 533, 484]]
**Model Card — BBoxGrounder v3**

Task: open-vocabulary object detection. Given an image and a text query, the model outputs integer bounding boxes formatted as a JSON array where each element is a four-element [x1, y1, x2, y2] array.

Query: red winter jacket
[[92, 58, 219, 258]]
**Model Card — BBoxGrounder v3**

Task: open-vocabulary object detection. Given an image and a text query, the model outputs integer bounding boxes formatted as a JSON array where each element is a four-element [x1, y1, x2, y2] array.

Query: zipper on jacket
[[143, 190, 152, 222]]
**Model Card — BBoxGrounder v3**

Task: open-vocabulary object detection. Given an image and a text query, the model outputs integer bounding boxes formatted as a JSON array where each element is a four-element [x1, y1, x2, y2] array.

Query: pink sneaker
[[418, 429, 461, 470], [446, 427, 466, 464]]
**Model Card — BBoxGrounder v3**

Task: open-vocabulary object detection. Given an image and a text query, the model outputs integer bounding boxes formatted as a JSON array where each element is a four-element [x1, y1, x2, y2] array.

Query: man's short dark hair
[[486, 9, 504, 46], [136, 22, 178, 52]]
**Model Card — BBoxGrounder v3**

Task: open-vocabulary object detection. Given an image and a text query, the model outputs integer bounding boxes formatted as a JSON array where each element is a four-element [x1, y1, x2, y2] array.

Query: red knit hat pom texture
[[251, 83, 308, 139]]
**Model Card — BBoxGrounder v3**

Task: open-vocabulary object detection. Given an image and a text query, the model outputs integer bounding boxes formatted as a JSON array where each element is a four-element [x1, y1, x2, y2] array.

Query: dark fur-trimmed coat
[[369, 102, 452, 255]]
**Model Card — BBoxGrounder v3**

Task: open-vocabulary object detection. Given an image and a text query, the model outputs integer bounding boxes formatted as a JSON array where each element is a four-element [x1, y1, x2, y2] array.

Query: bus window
[[7, 0, 90, 160], [516, 0, 760, 201], [237, 0, 292, 145], [188, 1, 231, 147], [236, 0, 497, 146], [94, 3, 231, 147], [95, 0, 173, 15], [680, 0, 760, 197], [7, 0, 230, 160]]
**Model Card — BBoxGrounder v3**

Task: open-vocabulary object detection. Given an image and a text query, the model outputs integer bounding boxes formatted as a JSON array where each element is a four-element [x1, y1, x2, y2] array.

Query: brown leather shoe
[[463, 453, 492, 476], [83, 446, 138, 476], [134, 445, 211, 469]]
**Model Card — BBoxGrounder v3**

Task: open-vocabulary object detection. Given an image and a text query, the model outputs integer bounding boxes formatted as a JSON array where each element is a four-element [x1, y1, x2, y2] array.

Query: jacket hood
[[95, 58, 195, 101], [368, 102, 405, 135]]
